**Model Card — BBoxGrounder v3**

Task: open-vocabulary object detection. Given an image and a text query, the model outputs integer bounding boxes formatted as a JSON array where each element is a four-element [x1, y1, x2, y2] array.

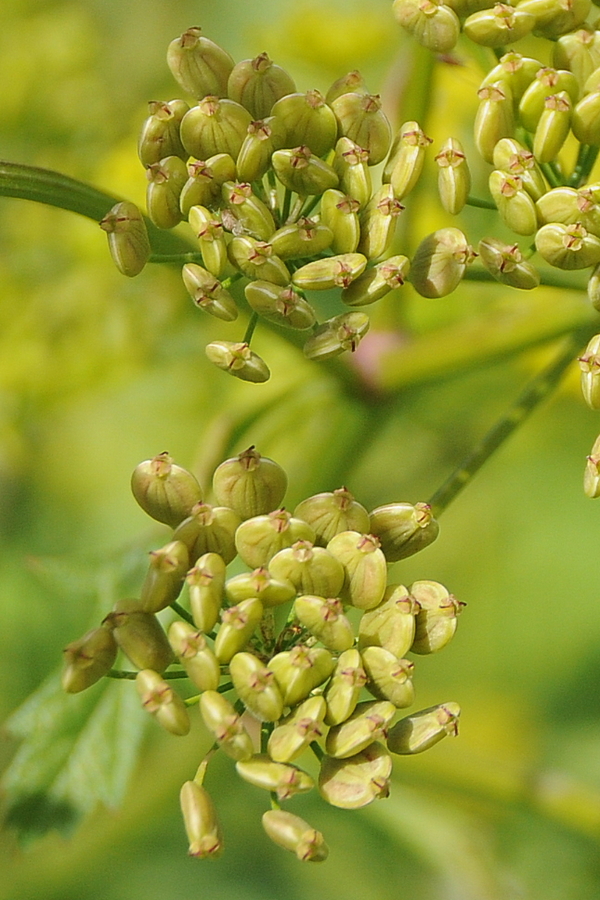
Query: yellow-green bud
[[387, 702, 460, 754], [358, 583, 419, 658], [168, 621, 220, 691], [357, 185, 404, 260], [553, 29, 600, 88], [572, 91, 600, 144], [588, 262, 600, 311], [225, 567, 296, 608], [229, 652, 284, 721], [270, 216, 333, 259], [261, 810, 329, 862], [518, 67, 579, 132], [104, 599, 174, 672], [369, 501, 438, 561], [267, 696, 327, 763], [99, 201, 151, 277], [179, 154, 237, 217], [326, 70, 368, 105], [173, 502, 241, 565], [268, 540, 346, 597], [135, 669, 190, 735], [435, 138, 471, 215], [385, 121, 432, 200], [228, 237, 290, 286], [474, 82, 514, 164], [167, 27, 234, 98], [361, 647, 415, 709], [392, 0, 460, 53], [182, 263, 238, 322], [212, 447, 287, 519], [478, 238, 540, 289], [235, 509, 316, 568], [292, 253, 367, 291], [319, 190, 361, 255], [221, 181, 276, 241], [324, 648, 367, 726], [303, 311, 370, 361], [488, 171, 539, 235], [294, 487, 370, 545], [186, 551, 226, 633], [463, 4, 535, 46], [491, 138, 547, 201], [326, 531, 387, 610], [536, 187, 600, 236], [214, 597, 264, 663], [61, 625, 118, 693], [478, 52, 541, 105], [578, 334, 600, 409], [138, 99, 189, 167], [180, 96, 252, 159], [140, 540, 189, 613], [409, 228, 476, 298], [584, 433, 600, 498], [410, 579, 464, 654], [270, 90, 338, 157], [187, 205, 228, 278], [535, 222, 600, 269], [205, 341, 271, 383], [131, 452, 203, 528], [341, 255, 410, 307], [145, 156, 188, 230], [269, 645, 335, 707], [294, 595, 355, 651], [272, 145, 339, 196], [333, 138, 372, 207], [244, 281, 317, 330], [330, 92, 392, 165], [180, 781, 224, 859], [227, 53, 296, 119], [532, 92, 572, 164], [236, 116, 287, 183], [325, 699, 396, 759], [516, 0, 591, 40], [318, 742, 392, 809], [199, 690, 254, 760], [236, 755, 314, 800]]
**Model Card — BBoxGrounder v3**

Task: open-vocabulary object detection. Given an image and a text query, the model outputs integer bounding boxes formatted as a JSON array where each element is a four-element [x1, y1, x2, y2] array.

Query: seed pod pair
[[369, 501, 439, 560], [478, 238, 540, 290], [294, 487, 370, 545], [235, 509, 316, 568], [230, 651, 284, 721], [270, 216, 333, 259], [271, 90, 338, 157], [435, 139, 471, 215], [221, 181, 276, 241], [167, 27, 234, 98], [199, 690, 254, 760], [269, 645, 335, 707], [182, 263, 238, 321], [131, 452, 203, 528], [267, 696, 327, 763], [358, 583, 419, 659], [228, 52, 296, 119], [331, 92, 392, 165], [245, 281, 316, 330], [186, 552, 226, 633], [262, 810, 328, 862], [188, 205, 228, 278], [180, 781, 224, 859], [303, 311, 370, 360], [319, 742, 392, 809], [409, 228, 476, 298], [385, 121, 432, 200], [62, 625, 118, 693], [168, 621, 220, 691], [99, 202, 151, 277], [410, 579, 464, 654], [272, 146, 339, 196], [392, 0, 461, 54], [173, 502, 241, 565], [228, 236, 291, 286], [140, 540, 189, 613], [104, 599, 174, 672], [214, 597, 264, 663], [180, 96, 252, 159], [579, 334, 600, 410], [387, 702, 460, 754], [136, 669, 190, 735], [179, 154, 236, 217], [138, 99, 189, 167], [146, 156, 188, 230], [327, 531, 387, 610], [269, 540, 346, 597], [324, 648, 367, 726], [535, 222, 600, 269], [362, 647, 415, 708], [205, 341, 271, 383], [236, 755, 315, 800], [236, 117, 287, 182], [333, 138, 372, 207], [225, 567, 296, 608]]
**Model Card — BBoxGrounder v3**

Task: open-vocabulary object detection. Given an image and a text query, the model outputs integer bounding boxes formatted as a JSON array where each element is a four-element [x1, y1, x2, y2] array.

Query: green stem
[[427, 328, 591, 516], [107, 668, 189, 680], [243, 311, 259, 345], [281, 187, 292, 223], [170, 601, 195, 626], [310, 741, 325, 762], [148, 252, 204, 264], [466, 195, 496, 211]]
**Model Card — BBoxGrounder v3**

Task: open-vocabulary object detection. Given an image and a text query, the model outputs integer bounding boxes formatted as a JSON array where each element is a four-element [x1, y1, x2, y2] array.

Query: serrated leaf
[[2, 671, 148, 842]]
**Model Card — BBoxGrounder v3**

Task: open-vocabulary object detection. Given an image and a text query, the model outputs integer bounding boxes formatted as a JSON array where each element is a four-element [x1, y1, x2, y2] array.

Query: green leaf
[[2, 671, 148, 843]]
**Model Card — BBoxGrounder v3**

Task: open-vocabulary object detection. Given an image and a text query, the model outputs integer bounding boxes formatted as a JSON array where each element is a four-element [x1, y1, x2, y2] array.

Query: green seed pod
[[532, 92, 572, 163], [62, 625, 118, 693], [387, 702, 460, 755], [187, 205, 228, 278], [326, 531, 387, 611], [182, 263, 238, 322], [214, 597, 264, 663], [180, 96, 252, 160], [168, 621, 220, 691], [331, 92, 392, 165], [230, 652, 284, 721], [205, 341, 271, 383], [357, 185, 404, 260], [536, 187, 600, 236], [319, 190, 361, 254], [410, 579, 465, 654], [341, 255, 410, 306], [270, 90, 338, 157], [584, 433, 600, 498], [236, 117, 287, 182], [369, 501, 439, 561], [294, 595, 355, 651], [173, 502, 241, 565], [392, 0, 461, 53], [463, 4, 535, 46], [271, 145, 339, 196], [409, 228, 476, 299], [326, 70, 368, 104], [553, 29, 600, 88], [268, 540, 346, 597], [478, 238, 540, 289], [221, 181, 276, 241], [535, 222, 600, 269], [572, 91, 600, 144], [140, 540, 189, 614], [519, 67, 579, 132], [491, 138, 547, 201], [269, 645, 335, 707], [199, 690, 255, 760], [227, 52, 296, 119], [228, 237, 291, 286], [244, 281, 317, 329], [235, 509, 316, 569], [294, 487, 370, 545], [267, 696, 327, 763], [583, 67, 600, 93], [435, 138, 471, 216], [318, 742, 392, 809], [180, 781, 224, 860], [292, 253, 367, 291], [186, 551, 226, 633], [145, 156, 188, 230], [578, 334, 600, 409], [213, 447, 287, 519], [236, 755, 314, 800], [99, 201, 151, 277], [167, 27, 234, 98], [324, 648, 367, 726], [385, 121, 432, 200], [333, 138, 372, 207], [516, 0, 591, 39], [225, 567, 296, 608], [478, 52, 541, 106], [588, 262, 600, 311], [358, 583, 419, 658], [261, 810, 329, 862], [474, 82, 514, 164], [135, 669, 190, 736], [105, 599, 174, 672], [361, 647, 415, 709], [325, 699, 396, 759], [138, 99, 189, 167], [488, 171, 539, 235], [303, 311, 370, 361], [131, 452, 203, 528], [270, 216, 334, 259], [179, 154, 237, 217]]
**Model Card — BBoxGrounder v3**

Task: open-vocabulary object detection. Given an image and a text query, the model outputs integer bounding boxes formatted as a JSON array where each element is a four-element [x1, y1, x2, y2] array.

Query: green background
[[1, 1, 600, 897]]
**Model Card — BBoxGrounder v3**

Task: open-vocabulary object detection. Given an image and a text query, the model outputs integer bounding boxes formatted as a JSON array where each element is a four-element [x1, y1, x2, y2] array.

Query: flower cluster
[[61, 447, 462, 862]]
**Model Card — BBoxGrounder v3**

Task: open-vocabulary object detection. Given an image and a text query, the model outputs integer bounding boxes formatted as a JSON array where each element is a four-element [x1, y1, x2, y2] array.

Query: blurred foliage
[[2, 0, 600, 898]]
